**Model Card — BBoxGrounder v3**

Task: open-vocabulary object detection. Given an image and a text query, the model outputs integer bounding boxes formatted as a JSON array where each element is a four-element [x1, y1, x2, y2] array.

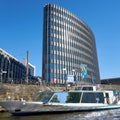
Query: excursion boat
[[0, 85, 120, 116]]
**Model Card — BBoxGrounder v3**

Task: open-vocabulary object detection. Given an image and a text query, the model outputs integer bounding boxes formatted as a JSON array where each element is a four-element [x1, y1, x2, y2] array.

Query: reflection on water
[[1, 109, 120, 120]]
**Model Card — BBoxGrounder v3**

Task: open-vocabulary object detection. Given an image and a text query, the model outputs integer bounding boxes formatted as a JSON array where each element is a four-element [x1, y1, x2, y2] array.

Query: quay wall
[[0, 84, 120, 112]]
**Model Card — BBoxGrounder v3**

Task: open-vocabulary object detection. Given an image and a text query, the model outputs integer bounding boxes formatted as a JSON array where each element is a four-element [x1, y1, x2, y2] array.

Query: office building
[[0, 48, 26, 83], [42, 4, 100, 84]]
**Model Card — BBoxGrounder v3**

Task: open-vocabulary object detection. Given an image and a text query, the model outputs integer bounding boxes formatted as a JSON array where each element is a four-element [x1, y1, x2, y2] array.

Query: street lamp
[[62, 68, 67, 82], [73, 68, 82, 85], [62, 68, 67, 89], [72, 69, 75, 73], [72, 69, 79, 86]]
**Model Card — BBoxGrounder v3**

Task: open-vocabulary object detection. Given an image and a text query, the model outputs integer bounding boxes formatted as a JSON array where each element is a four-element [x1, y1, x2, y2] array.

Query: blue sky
[[0, 0, 120, 79]]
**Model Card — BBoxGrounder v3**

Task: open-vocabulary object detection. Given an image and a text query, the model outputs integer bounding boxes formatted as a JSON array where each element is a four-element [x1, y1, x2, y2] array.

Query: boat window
[[35, 90, 54, 103], [50, 92, 68, 103], [75, 87, 82, 90], [82, 87, 93, 91], [66, 92, 82, 103], [81, 92, 104, 103]]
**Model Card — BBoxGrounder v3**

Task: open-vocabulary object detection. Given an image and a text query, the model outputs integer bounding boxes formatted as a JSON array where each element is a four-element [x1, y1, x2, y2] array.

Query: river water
[[0, 109, 120, 120]]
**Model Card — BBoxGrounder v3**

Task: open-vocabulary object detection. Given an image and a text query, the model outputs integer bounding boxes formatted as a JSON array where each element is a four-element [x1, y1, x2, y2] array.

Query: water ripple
[[1, 109, 120, 120]]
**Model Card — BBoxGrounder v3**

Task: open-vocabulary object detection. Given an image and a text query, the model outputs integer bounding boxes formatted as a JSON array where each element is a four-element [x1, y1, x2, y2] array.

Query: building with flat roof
[[0, 48, 37, 84], [0, 48, 26, 83], [42, 4, 100, 84], [101, 78, 120, 85]]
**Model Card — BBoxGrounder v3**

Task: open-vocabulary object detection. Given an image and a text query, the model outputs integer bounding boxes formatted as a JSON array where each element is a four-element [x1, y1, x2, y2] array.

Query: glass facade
[[0, 48, 26, 83], [42, 4, 100, 84]]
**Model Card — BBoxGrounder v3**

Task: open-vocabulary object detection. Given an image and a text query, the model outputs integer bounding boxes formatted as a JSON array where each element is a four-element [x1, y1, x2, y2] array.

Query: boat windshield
[[50, 91, 82, 103], [50, 91, 68, 103], [35, 90, 54, 103]]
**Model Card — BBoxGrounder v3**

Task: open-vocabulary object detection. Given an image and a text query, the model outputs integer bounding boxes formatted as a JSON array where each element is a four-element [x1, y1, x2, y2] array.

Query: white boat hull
[[1, 100, 120, 116]]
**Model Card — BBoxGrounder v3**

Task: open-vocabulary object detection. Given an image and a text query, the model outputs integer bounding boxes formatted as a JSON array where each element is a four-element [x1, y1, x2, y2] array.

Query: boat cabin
[[35, 87, 117, 105]]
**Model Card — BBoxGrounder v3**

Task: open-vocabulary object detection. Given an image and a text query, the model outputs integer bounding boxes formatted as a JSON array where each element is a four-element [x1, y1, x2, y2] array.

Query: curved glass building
[[42, 4, 100, 84]]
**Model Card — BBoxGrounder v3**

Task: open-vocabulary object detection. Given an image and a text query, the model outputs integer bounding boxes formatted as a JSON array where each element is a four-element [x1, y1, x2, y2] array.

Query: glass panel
[[82, 87, 93, 91], [50, 92, 68, 103], [50, 95, 60, 103], [81, 92, 104, 103], [35, 90, 54, 103], [66, 92, 81, 103], [95, 93, 104, 103]]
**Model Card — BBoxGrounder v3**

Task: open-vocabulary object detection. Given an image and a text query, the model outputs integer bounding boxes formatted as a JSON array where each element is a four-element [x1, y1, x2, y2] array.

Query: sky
[[0, 0, 120, 79]]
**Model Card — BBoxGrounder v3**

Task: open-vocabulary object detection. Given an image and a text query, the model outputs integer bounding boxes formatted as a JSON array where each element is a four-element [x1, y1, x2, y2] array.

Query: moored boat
[[0, 86, 120, 116]]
